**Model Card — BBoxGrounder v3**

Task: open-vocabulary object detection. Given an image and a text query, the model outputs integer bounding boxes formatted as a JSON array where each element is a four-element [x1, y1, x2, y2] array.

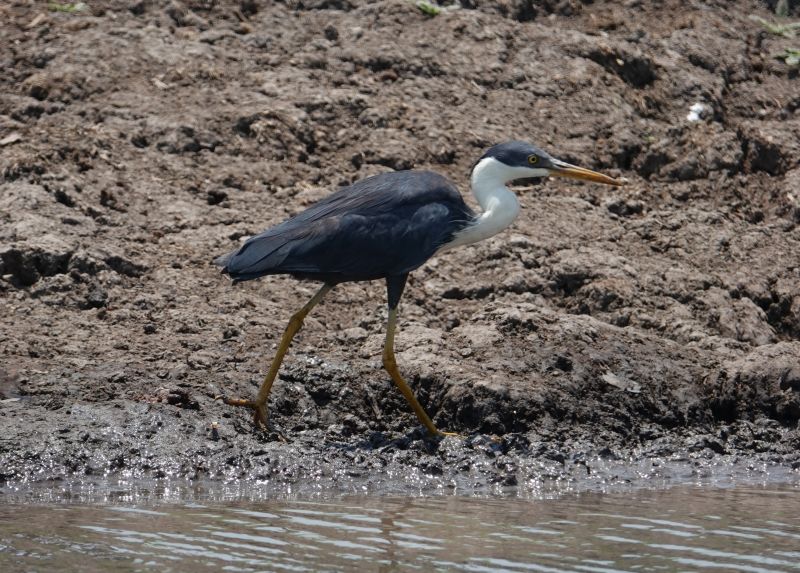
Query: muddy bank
[[1, 0, 799, 491]]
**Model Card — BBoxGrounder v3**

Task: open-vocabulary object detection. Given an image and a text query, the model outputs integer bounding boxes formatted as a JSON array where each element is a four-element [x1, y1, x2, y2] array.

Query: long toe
[[434, 429, 463, 439], [220, 396, 256, 408]]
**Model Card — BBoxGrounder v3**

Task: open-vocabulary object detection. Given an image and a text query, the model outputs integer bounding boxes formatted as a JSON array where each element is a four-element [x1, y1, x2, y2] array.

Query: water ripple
[[1, 486, 798, 572]]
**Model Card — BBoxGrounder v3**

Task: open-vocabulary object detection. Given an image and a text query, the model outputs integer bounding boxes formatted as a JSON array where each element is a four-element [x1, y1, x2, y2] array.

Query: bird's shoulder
[[291, 170, 466, 224], [352, 170, 462, 204]]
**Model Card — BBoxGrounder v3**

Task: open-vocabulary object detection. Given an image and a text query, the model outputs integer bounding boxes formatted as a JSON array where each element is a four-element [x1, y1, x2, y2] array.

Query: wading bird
[[215, 141, 621, 436]]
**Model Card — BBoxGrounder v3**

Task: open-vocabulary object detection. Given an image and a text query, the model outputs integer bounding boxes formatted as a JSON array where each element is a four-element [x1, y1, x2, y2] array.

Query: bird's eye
[[527, 155, 539, 165]]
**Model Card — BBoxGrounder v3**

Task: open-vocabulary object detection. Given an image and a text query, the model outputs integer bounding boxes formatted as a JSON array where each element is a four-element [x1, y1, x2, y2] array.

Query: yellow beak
[[548, 158, 623, 187]]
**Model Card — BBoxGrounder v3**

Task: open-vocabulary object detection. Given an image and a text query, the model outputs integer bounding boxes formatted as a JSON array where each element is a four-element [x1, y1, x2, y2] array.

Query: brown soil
[[1, 0, 799, 492]]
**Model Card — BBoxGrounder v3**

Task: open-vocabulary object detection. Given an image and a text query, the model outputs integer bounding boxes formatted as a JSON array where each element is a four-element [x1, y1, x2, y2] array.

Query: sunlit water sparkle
[[1, 484, 799, 572]]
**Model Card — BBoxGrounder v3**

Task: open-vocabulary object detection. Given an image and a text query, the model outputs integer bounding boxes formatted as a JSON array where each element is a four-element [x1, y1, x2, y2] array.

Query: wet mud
[[1, 0, 799, 493]]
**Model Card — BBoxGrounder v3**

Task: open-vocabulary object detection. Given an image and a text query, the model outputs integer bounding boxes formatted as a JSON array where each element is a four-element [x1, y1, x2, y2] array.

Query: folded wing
[[215, 171, 474, 283]]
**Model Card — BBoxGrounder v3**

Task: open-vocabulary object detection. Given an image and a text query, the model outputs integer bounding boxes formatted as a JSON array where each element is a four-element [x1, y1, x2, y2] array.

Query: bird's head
[[473, 141, 622, 187]]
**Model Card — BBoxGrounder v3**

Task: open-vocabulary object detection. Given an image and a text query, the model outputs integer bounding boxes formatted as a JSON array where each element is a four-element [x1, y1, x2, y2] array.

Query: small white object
[[686, 102, 709, 122], [0, 132, 22, 146], [601, 371, 642, 394]]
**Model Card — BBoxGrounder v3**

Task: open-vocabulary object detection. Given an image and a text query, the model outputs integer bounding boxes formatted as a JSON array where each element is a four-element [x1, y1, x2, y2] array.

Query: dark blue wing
[[216, 171, 474, 282]]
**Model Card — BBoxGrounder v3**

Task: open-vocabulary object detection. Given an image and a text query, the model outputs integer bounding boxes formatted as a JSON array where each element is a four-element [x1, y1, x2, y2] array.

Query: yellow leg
[[221, 283, 333, 427], [382, 307, 457, 438]]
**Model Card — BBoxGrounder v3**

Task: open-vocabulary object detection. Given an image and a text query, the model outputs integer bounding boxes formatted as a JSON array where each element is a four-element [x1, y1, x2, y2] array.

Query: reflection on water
[[1, 486, 799, 572]]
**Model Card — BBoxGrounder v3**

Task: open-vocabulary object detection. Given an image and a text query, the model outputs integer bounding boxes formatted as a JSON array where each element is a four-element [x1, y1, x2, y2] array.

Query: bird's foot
[[431, 429, 463, 439], [215, 395, 268, 428]]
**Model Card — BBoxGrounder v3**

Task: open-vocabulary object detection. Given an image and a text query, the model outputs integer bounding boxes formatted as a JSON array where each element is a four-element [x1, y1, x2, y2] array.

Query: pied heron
[[215, 141, 622, 436]]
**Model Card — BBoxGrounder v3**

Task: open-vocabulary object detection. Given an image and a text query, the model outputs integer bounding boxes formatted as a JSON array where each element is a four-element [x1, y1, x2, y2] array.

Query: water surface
[[2, 486, 799, 572]]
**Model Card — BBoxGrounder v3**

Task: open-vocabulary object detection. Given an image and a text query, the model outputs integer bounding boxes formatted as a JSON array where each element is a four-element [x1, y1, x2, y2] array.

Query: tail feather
[[213, 232, 295, 282], [213, 251, 235, 273]]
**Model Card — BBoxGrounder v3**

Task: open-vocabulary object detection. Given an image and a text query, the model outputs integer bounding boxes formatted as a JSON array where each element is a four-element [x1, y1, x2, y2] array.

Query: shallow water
[[2, 485, 800, 572]]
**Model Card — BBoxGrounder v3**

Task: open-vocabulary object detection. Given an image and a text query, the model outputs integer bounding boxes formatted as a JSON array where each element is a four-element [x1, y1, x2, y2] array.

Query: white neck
[[442, 157, 541, 251]]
